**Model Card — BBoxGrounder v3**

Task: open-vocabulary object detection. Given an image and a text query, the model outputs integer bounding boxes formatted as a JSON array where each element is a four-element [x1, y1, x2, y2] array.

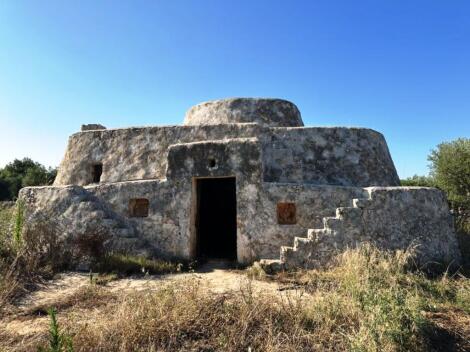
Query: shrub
[[13, 200, 24, 246], [0, 202, 14, 254], [400, 175, 435, 187], [0, 212, 112, 311], [94, 253, 181, 275], [0, 158, 56, 201], [38, 308, 74, 352], [429, 138, 470, 230]]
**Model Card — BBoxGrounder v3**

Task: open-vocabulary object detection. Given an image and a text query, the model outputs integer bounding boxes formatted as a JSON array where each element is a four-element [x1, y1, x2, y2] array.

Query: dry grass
[[66, 281, 323, 351], [0, 245, 459, 352], [1, 204, 468, 351], [23, 284, 117, 317], [0, 218, 68, 313], [94, 253, 183, 276]]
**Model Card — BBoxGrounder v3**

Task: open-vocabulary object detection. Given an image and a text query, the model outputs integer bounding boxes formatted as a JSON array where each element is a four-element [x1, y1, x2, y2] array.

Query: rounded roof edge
[[183, 97, 303, 127]]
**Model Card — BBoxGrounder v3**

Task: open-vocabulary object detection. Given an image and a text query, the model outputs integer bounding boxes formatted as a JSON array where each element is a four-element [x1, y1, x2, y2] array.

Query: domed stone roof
[[184, 98, 303, 127]]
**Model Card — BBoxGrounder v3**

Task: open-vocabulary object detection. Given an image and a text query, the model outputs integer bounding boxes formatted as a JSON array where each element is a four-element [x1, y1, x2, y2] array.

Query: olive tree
[[429, 138, 470, 230], [0, 158, 57, 201]]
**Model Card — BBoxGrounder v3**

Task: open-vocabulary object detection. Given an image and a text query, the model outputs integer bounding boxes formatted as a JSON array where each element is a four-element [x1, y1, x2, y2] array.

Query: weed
[[13, 200, 24, 246], [37, 308, 74, 352], [94, 253, 181, 275]]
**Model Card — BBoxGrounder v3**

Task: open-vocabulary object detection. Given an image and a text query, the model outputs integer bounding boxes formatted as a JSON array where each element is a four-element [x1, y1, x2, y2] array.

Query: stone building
[[20, 98, 461, 269]]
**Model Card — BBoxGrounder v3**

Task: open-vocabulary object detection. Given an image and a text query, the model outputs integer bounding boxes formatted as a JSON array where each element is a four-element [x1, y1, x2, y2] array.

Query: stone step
[[280, 245, 295, 260], [335, 207, 362, 221], [323, 217, 342, 230], [258, 259, 283, 274], [293, 236, 311, 250], [352, 198, 372, 209], [307, 228, 329, 241], [280, 245, 294, 253]]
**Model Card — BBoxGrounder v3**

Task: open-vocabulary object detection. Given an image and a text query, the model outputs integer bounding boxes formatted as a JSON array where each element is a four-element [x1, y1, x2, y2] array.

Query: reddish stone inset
[[277, 202, 296, 225], [129, 198, 149, 218]]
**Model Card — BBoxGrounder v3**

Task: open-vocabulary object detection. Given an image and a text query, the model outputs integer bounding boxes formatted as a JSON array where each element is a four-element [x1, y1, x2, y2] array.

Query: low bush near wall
[[0, 205, 185, 313], [93, 254, 183, 276], [0, 207, 112, 312], [0, 215, 67, 311]]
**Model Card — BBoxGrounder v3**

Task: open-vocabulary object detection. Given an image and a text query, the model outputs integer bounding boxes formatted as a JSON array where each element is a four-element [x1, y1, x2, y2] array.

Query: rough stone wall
[[24, 135, 376, 263], [54, 124, 263, 186], [23, 138, 266, 263], [18, 185, 149, 256], [21, 97, 459, 270], [361, 187, 460, 263], [20, 180, 191, 260], [19, 181, 370, 264], [250, 184, 367, 259], [91, 180, 188, 258], [54, 124, 399, 188], [19, 182, 461, 268], [263, 127, 400, 186], [281, 187, 461, 269], [184, 98, 303, 127], [166, 137, 263, 262], [81, 124, 106, 131]]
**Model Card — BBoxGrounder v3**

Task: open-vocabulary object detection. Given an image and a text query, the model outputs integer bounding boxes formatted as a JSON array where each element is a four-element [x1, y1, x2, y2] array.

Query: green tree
[[400, 175, 435, 187], [0, 178, 12, 201], [428, 138, 470, 230], [0, 158, 57, 201]]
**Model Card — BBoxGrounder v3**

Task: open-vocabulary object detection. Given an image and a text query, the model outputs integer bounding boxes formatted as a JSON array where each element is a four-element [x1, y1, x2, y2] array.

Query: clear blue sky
[[0, 1, 469, 178]]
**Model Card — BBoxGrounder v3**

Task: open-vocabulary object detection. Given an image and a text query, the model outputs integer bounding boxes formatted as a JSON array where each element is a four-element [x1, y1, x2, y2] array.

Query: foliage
[[0, 158, 56, 201], [0, 215, 108, 311], [400, 175, 435, 187], [0, 203, 14, 253], [0, 179, 11, 201], [38, 308, 74, 352], [94, 253, 181, 275], [0, 218, 65, 311], [428, 138, 470, 230], [427, 138, 470, 270], [400, 138, 469, 269], [13, 200, 25, 246]]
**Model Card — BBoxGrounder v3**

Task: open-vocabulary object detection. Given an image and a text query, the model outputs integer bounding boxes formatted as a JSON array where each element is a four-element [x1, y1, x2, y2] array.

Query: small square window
[[277, 202, 296, 225], [92, 163, 103, 183], [129, 198, 149, 218]]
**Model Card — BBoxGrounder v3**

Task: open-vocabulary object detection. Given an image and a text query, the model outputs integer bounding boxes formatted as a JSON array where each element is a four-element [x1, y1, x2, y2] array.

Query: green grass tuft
[[13, 200, 24, 246], [37, 308, 74, 352], [94, 254, 182, 276]]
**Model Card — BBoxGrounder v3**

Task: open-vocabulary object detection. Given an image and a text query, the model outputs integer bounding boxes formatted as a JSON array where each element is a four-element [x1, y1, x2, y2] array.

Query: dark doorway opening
[[92, 164, 102, 183], [196, 177, 237, 261]]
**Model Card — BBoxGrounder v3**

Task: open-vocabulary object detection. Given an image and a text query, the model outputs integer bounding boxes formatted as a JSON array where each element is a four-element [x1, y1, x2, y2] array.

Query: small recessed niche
[[129, 198, 149, 218], [208, 157, 217, 169], [277, 202, 297, 225], [91, 163, 103, 183]]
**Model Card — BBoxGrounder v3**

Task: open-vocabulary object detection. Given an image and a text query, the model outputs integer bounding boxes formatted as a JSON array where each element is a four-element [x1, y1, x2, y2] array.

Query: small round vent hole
[[208, 158, 217, 168]]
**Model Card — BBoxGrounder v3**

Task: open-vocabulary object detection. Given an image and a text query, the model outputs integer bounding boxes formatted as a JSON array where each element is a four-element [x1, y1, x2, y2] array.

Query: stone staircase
[[77, 195, 147, 254], [53, 187, 147, 255], [259, 197, 372, 273]]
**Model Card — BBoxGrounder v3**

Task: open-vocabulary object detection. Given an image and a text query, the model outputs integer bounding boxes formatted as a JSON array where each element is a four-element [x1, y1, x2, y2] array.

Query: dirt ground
[[2, 263, 467, 352], [0, 262, 303, 348]]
